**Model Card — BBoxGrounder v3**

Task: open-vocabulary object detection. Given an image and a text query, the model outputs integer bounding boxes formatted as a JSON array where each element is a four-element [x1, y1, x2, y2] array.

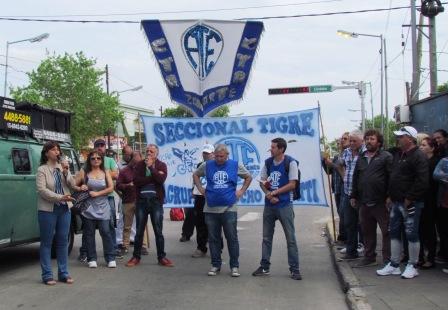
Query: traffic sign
[[309, 85, 333, 93], [268, 85, 333, 95]]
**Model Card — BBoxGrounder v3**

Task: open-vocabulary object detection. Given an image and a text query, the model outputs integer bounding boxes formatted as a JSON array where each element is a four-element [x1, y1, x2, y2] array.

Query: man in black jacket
[[376, 126, 429, 279], [351, 129, 392, 267]]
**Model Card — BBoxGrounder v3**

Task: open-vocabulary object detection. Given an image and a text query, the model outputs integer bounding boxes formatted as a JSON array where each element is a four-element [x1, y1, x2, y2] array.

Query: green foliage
[[11, 52, 123, 150], [162, 105, 230, 118], [363, 115, 399, 148], [437, 81, 448, 93]]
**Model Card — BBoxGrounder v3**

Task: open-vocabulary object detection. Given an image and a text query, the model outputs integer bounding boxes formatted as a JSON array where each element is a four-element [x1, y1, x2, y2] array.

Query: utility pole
[[410, 0, 419, 102], [105, 64, 111, 149], [384, 39, 390, 146], [421, 0, 444, 95]]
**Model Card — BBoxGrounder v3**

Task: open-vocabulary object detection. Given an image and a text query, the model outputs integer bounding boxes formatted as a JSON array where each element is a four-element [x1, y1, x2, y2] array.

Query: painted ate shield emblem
[[182, 23, 223, 81]]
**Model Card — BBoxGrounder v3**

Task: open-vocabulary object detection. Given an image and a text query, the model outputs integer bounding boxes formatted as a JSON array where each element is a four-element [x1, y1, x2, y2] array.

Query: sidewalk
[[326, 220, 448, 310]]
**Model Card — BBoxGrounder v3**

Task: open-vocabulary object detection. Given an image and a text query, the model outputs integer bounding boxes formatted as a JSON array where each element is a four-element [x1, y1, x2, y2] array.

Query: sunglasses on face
[[90, 157, 102, 161]]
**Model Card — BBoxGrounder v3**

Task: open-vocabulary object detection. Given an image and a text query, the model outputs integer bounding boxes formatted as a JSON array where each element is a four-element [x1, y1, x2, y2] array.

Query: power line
[[0, 4, 436, 23], [0, 0, 343, 18]]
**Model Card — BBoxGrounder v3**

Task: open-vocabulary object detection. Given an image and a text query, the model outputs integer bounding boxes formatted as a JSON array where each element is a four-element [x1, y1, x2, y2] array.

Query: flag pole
[[318, 102, 337, 242]]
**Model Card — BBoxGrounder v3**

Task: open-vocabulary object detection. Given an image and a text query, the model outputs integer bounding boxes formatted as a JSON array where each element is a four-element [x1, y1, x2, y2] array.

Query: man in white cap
[[377, 126, 429, 279], [183, 144, 215, 258]]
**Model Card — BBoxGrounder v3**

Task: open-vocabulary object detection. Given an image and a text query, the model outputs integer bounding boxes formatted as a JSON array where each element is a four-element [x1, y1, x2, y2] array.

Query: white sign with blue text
[[141, 20, 263, 117], [141, 108, 328, 208]]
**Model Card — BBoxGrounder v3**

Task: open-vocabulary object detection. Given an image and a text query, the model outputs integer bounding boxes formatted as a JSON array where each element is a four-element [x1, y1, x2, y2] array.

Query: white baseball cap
[[202, 144, 215, 153], [393, 126, 418, 139]]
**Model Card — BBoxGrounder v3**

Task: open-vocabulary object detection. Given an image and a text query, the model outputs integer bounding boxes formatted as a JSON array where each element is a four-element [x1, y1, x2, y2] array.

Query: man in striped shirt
[[337, 130, 366, 260]]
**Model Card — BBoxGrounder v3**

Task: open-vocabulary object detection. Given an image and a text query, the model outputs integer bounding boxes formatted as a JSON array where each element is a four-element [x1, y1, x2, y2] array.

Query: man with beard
[[351, 130, 392, 267]]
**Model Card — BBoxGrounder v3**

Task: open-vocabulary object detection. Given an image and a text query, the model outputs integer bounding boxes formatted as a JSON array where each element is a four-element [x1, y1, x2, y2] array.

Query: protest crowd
[[36, 126, 448, 286]]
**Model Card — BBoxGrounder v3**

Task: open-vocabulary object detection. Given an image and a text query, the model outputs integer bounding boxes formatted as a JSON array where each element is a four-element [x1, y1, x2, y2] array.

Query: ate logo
[[213, 171, 229, 185], [182, 23, 223, 81], [269, 171, 282, 188]]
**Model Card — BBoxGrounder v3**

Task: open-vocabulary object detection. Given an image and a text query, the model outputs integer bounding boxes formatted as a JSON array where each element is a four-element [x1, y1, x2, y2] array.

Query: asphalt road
[[0, 206, 347, 310]]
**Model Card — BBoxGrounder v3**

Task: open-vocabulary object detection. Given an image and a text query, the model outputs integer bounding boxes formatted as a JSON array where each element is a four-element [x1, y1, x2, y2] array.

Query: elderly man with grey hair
[[336, 130, 366, 260], [193, 144, 252, 277]]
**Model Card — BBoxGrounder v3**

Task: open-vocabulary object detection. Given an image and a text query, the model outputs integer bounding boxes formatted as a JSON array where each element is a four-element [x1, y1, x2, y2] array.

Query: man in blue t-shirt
[[252, 137, 302, 280], [193, 144, 252, 277]]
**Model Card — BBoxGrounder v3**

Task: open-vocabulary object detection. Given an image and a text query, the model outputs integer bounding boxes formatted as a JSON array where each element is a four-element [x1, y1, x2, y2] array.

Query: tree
[[362, 115, 399, 148], [437, 81, 448, 93], [11, 52, 123, 150], [162, 105, 230, 118]]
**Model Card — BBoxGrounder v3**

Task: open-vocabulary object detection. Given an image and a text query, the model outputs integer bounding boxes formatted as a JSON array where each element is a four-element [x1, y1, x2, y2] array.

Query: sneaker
[[376, 262, 401, 276], [208, 266, 220, 276], [401, 264, 419, 279], [231, 267, 240, 277], [340, 254, 359, 260], [107, 261, 117, 268], [353, 258, 378, 268], [357, 243, 365, 256], [126, 257, 140, 267], [191, 249, 207, 258], [115, 250, 124, 260], [118, 247, 128, 257], [252, 266, 270, 276], [339, 247, 347, 254], [141, 247, 149, 256], [88, 261, 97, 268], [179, 235, 190, 242], [158, 257, 174, 267], [290, 270, 302, 280], [78, 254, 87, 263], [442, 268, 448, 274]]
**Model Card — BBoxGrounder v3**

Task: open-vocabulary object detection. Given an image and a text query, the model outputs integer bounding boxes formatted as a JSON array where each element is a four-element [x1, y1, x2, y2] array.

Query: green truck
[[0, 96, 82, 254]]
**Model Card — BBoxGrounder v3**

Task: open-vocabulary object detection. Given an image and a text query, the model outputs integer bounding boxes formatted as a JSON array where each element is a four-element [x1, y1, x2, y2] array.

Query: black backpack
[[265, 155, 301, 200]]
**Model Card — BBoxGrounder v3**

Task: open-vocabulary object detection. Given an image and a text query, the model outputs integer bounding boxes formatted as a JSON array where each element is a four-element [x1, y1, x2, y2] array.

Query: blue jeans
[[260, 205, 299, 272], [83, 218, 115, 263], [38, 205, 71, 282], [133, 197, 165, 260], [205, 211, 239, 269], [389, 201, 423, 266]]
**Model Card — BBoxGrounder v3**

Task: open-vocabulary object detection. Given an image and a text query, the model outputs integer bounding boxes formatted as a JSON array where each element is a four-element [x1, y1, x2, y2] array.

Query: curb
[[325, 222, 372, 310]]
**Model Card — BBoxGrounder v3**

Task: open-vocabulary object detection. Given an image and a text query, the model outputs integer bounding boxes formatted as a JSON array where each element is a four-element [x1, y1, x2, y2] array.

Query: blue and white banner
[[141, 20, 264, 117], [141, 108, 328, 208]]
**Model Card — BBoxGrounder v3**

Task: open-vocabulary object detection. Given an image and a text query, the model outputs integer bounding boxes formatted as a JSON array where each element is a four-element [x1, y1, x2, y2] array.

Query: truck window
[[12, 149, 31, 174]]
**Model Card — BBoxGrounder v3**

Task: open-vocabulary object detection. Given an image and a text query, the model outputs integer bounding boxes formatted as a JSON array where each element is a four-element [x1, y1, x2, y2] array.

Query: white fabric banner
[[141, 108, 328, 208], [141, 20, 263, 117]]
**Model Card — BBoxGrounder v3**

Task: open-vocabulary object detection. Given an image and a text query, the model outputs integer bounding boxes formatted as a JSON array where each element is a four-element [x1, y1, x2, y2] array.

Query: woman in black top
[[418, 137, 440, 268]]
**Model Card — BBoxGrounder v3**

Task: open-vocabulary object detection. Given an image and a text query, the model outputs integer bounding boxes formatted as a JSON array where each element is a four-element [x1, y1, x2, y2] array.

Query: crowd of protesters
[[35, 126, 447, 285], [324, 127, 448, 278]]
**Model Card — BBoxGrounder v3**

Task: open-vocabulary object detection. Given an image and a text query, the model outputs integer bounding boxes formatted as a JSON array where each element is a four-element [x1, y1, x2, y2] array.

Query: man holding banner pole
[[193, 144, 252, 277], [252, 137, 302, 280]]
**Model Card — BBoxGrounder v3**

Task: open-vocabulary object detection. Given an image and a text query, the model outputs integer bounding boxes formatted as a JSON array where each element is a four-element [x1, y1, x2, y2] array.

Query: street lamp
[[114, 85, 143, 94], [342, 80, 367, 132], [337, 29, 388, 140], [108, 85, 143, 149], [3, 33, 50, 97]]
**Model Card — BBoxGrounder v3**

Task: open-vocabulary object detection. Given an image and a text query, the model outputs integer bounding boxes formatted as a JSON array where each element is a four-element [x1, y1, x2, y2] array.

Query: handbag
[[71, 190, 91, 214], [169, 208, 185, 221]]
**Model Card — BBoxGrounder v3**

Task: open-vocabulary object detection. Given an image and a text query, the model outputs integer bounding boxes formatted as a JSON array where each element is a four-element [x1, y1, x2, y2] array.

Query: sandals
[[43, 279, 57, 286], [59, 276, 74, 284]]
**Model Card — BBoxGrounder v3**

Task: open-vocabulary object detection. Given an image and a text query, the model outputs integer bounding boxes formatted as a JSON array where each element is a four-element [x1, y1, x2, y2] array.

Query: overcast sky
[[1, 0, 447, 140]]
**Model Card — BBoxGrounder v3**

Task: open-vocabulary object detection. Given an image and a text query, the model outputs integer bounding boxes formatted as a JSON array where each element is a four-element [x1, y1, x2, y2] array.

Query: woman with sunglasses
[[78, 150, 116, 268], [36, 141, 78, 285]]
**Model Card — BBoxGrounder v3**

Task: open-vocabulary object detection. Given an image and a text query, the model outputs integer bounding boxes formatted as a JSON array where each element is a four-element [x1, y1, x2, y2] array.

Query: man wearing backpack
[[252, 137, 302, 280]]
